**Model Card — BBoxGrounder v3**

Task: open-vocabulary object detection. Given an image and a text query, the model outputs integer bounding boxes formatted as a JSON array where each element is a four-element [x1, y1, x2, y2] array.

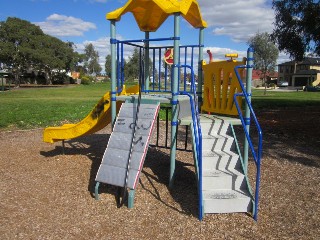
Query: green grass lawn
[[251, 89, 320, 109], [0, 84, 319, 130], [0, 83, 114, 129]]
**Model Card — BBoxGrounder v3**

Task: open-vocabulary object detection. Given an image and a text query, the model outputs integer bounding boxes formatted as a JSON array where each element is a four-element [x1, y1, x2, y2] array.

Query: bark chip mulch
[[0, 107, 319, 239]]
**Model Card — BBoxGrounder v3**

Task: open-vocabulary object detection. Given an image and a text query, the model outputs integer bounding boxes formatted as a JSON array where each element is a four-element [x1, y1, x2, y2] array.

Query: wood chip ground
[[1, 107, 319, 239]]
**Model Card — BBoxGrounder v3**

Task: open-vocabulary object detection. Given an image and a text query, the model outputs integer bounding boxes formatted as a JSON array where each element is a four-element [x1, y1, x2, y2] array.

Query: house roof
[[251, 70, 278, 80], [293, 69, 320, 76], [106, 0, 207, 32], [302, 57, 320, 65], [241, 70, 278, 80], [279, 57, 320, 66]]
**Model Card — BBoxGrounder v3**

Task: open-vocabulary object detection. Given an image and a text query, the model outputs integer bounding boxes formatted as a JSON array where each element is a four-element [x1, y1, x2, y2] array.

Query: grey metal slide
[[95, 101, 160, 191]]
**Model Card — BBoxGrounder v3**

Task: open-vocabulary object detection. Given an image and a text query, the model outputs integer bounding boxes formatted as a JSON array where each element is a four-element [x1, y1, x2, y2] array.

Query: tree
[[272, 0, 320, 60], [83, 43, 102, 77], [35, 35, 77, 84], [248, 32, 279, 95], [124, 48, 140, 81], [162, 59, 172, 80], [105, 54, 112, 78], [123, 47, 156, 84], [0, 17, 81, 85], [0, 17, 43, 86]]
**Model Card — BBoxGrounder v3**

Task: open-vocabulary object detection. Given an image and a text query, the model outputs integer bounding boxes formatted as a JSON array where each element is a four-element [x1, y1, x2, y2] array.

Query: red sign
[[164, 48, 174, 65]]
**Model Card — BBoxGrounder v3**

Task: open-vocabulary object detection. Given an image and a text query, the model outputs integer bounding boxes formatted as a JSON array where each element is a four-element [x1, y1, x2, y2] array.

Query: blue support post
[[128, 189, 135, 208], [144, 32, 150, 92], [158, 48, 161, 91], [110, 20, 117, 128], [243, 47, 254, 174], [169, 13, 180, 188], [94, 182, 100, 200], [197, 28, 204, 109], [121, 43, 125, 87], [152, 49, 156, 91]]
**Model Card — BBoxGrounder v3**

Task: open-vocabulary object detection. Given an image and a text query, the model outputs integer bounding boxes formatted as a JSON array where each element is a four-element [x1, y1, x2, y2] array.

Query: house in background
[[278, 58, 320, 87], [243, 70, 278, 87], [69, 72, 81, 84], [71, 72, 80, 80]]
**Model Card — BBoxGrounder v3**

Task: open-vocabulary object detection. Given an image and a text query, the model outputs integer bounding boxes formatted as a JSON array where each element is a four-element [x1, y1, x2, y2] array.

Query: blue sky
[[0, 0, 289, 72]]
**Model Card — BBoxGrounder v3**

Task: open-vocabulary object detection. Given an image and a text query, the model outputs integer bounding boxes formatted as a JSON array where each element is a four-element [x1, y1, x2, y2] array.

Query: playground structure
[[43, 0, 262, 221]]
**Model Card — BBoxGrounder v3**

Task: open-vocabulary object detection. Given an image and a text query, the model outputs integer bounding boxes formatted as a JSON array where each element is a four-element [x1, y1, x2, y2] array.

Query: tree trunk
[[263, 76, 267, 95], [14, 72, 20, 88], [45, 69, 52, 85]]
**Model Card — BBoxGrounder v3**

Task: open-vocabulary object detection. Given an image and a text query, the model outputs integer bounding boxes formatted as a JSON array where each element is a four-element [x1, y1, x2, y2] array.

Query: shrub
[[69, 77, 75, 84], [52, 73, 68, 85], [81, 76, 90, 85], [269, 83, 276, 89]]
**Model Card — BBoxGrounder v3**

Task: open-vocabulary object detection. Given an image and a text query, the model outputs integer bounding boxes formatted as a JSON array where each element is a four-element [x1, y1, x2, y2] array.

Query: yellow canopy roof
[[107, 0, 207, 32]]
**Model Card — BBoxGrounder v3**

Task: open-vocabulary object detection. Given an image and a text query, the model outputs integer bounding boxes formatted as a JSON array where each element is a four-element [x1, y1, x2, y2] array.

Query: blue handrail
[[234, 65, 262, 221], [180, 64, 203, 221]]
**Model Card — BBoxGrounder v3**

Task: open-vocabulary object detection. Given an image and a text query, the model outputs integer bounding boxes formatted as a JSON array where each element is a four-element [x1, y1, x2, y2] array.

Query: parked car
[[186, 81, 198, 86], [277, 81, 289, 87], [304, 85, 320, 92]]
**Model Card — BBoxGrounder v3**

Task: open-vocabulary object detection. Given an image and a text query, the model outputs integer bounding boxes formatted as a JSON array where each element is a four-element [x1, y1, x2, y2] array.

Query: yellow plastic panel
[[202, 59, 246, 116], [43, 85, 139, 143], [106, 0, 207, 32]]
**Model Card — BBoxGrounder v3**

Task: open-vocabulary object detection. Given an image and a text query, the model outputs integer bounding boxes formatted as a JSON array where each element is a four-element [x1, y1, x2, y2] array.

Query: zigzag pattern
[[200, 116, 253, 214]]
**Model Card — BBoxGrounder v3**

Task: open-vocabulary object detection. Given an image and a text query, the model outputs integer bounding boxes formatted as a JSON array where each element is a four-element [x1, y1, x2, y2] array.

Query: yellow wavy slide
[[43, 85, 139, 143]]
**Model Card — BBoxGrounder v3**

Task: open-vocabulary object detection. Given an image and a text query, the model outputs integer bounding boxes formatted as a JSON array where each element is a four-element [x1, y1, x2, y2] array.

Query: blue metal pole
[[152, 48, 156, 91], [184, 47, 187, 91], [144, 32, 150, 92], [116, 43, 119, 89], [158, 48, 161, 91], [121, 43, 125, 87], [169, 13, 180, 188], [110, 20, 117, 128], [197, 28, 204, 109], [243, 47, 254, 173]]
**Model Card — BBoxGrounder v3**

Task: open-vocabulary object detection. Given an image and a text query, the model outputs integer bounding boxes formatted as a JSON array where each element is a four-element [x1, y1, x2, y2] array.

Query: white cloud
[[75, 35, 136, 73], [198, 0, 274, 42], [34, 14, 96, 37], [277, 51, 291, 64], [75, 37, 110, 71]]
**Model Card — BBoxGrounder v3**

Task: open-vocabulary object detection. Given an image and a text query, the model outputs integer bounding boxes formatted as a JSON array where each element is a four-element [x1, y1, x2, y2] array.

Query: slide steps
[[199, 116, 253, 214]]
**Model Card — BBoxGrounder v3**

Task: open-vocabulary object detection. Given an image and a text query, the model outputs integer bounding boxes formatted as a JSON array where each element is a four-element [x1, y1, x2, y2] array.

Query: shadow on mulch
[[40, 133, 109, 196], [261, 132, 320, 168], [234, 106, 320, 169], [40, 132, 199, 218], [142, 147, 198, 217]]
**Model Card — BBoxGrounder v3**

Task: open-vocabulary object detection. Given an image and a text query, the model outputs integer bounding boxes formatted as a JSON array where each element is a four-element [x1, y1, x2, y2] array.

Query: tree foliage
[[105, 54, 112, 78], [248, 32, 279, 94], [124, 48, 140, 81], [83, 43, 102, 77], [122, 47, 155, 82], [272, 0, 320, 60], [0, 17, 80, 85], [105, 47, 158, 84]]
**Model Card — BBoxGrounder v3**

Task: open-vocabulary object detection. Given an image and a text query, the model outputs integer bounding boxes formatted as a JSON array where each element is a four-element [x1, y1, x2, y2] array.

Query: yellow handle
[[225, 53, 238, 58]]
